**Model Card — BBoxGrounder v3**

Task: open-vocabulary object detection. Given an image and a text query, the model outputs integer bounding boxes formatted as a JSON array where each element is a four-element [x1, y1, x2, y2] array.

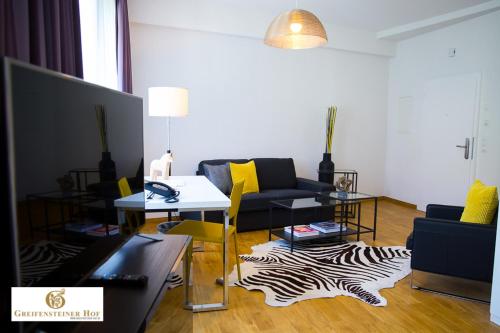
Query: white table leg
[[183, 239, 191, 308], [117, 208, 126, 226], [193, 210, 206, 252], [223, 208, 229, 307], [184, 208, 229, 312]]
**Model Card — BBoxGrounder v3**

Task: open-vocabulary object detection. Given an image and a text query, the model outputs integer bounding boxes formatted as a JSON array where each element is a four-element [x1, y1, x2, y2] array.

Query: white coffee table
[[114, 176, 231, 312]]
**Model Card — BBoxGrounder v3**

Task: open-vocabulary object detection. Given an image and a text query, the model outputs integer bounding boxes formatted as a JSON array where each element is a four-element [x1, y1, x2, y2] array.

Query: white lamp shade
[[148, 87, 189, 117]]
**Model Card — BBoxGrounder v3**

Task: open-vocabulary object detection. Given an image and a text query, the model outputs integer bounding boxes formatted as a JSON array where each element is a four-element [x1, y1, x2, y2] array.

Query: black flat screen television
[[1, 57, 144, 329]]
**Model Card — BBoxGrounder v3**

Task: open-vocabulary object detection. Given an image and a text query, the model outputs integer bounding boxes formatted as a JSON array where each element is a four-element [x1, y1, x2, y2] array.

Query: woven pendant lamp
[[264, 9, 328, 49]]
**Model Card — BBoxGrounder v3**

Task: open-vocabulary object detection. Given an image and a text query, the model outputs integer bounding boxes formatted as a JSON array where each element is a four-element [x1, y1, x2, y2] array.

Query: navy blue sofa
[[407, 204, 498, 282], [182, 158, 335, 232]]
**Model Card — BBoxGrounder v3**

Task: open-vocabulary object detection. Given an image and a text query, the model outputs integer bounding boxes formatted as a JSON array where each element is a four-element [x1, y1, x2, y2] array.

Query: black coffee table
[[26, 190, 95, 240], [268, 197, 357, 253]]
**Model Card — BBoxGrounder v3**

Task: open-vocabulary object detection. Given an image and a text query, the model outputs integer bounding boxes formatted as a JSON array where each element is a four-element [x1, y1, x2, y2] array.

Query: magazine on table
[[284, 225, 319, 237], [86, 225, 120, 237], [309, 221, 346, 233]]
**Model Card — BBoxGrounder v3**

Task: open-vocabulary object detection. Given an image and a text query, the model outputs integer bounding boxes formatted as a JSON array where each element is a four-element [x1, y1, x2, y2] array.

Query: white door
[[417, 73, 480, 209]]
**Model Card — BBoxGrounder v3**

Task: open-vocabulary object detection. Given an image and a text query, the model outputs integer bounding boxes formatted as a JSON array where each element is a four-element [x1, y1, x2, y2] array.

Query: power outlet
[[448, 48, 456, 57]]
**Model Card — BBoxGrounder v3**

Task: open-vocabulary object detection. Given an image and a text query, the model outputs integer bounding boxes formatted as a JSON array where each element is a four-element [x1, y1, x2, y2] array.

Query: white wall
[[131, 23, 390, 195], [385, 10, 500, 209]]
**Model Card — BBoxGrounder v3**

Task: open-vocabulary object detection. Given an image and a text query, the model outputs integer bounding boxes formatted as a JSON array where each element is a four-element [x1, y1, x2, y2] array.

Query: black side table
[[26, 190, 94, 240], [334, 169, 358, 218], [68, 168, 100, 192], [319, 191, 378, 241]]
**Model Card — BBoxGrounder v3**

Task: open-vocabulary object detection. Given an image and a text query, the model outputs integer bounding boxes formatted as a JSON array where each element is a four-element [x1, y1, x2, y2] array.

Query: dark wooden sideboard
[[71, 234, 191, 333]]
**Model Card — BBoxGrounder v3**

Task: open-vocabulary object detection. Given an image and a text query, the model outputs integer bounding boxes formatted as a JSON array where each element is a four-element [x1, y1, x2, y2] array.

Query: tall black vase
[[99, 151, 116, 182], [318, 153, 335, 184]]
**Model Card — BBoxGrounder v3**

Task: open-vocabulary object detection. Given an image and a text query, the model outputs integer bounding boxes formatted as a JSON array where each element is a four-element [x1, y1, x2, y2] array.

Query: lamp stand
[[167, 118, 172, 222], [167, 117, 172, 176]]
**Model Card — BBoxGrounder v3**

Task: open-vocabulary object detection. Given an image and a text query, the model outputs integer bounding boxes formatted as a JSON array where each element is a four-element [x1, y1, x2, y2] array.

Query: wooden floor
[[144, 200, 500, 333]]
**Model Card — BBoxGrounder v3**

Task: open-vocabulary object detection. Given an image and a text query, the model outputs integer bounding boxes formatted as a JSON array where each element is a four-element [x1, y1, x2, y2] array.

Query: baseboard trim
[[379, 196, 417, 209], [491, 314, 500, 326]]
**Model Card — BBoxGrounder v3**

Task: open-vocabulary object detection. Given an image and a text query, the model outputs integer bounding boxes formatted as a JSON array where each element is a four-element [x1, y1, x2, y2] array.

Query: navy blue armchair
[[407, 204, 497, 282]]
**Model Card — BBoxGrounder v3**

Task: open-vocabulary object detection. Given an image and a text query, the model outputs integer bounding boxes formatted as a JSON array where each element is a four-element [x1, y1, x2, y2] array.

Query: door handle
[[456, 138, 470, 159]]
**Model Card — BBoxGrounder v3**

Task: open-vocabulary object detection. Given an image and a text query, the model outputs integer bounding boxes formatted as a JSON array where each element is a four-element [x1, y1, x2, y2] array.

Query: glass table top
[[319, 191, 377, 201], [334, 169, 358, 173], [270, 197, 339, 210]]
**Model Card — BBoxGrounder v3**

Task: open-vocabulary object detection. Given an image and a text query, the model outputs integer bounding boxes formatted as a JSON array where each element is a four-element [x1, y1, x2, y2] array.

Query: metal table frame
[[114, 176, 231, 313], [321, 192, 378, 241], [268, 198, 352, 253], [26, 190, 95, 240], [68, 168, 100, 192], [115, 202, 230, 312]]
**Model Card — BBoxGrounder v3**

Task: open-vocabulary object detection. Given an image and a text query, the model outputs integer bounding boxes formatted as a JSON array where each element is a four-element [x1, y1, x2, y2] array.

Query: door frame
[[469, 72, 482, 186]]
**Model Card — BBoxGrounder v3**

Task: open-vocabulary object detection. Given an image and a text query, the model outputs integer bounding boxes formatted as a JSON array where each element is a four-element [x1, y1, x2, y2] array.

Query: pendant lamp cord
[[295, 0, 298, 8]]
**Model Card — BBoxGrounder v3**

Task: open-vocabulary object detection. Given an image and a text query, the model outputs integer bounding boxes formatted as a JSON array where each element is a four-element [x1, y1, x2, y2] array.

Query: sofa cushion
[[240, 192, 277, 212], [460, 180, 498, 224], [230, 161, 260, 194], [197, 159, 248, 175], [203, 163, 232, 194], [262, 189, 314, 200], [252, 158, 297, 190]]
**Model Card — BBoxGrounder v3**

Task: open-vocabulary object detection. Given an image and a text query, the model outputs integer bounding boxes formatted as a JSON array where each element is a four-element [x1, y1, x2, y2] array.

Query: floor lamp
[[148, 87, 189, 176]]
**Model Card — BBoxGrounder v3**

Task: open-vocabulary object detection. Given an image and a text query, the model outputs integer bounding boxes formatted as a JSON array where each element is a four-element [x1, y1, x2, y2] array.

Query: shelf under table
[[271, 227, 358, 242]]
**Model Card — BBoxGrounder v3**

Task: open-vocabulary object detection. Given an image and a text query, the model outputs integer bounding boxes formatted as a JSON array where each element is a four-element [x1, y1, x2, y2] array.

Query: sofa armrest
[[296, 177, 334, 192], [411, 217, 496, 282], [425, 204, 464, 220]]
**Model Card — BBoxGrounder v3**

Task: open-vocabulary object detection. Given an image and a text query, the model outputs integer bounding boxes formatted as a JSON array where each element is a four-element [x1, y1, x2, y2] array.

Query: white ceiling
[[204, 0, 490, 31], [129, 0, 496, 55]]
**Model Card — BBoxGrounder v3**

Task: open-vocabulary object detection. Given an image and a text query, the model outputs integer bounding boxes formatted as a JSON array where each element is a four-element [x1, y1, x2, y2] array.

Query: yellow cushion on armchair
[[229, 161, 259, 194], [460, 180, 498, 224]]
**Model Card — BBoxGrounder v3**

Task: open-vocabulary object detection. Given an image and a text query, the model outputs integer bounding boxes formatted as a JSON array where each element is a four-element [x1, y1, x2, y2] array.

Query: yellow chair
[[167, 180, 245, 281], [118, 177, 143, 234]]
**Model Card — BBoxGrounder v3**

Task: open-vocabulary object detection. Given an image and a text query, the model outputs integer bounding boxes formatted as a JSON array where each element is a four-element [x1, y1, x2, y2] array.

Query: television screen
[[2, 58, 144, 290]]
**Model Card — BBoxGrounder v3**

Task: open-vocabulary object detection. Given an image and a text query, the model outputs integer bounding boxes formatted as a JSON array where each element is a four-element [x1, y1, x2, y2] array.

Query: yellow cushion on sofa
[[229, 161, 259, 194], [460, 180, 498, 224]]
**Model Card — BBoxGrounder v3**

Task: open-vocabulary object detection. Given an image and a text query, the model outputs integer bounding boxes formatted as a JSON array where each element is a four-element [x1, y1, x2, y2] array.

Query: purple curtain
[[116, 0, 132, 93], [0, 0, 83, 78], [0, 0, 18, 58]]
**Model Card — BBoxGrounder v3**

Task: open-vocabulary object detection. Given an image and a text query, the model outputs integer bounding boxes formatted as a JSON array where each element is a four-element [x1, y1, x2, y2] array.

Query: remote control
[[88, 273, 148, 288]]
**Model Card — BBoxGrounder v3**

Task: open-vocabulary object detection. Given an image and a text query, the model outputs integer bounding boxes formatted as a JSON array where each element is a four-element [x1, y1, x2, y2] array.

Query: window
[[79, 0, 117, 90]]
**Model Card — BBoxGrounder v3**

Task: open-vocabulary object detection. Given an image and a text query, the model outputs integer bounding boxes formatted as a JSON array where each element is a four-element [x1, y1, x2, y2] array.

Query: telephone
[[145, 181, 180, 203]]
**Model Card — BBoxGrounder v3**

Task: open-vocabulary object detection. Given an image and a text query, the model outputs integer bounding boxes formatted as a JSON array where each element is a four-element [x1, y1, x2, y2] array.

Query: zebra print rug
[[20, 240, 186, 289], [20, 241, 86, 286], [228, 240, 411, 307]]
